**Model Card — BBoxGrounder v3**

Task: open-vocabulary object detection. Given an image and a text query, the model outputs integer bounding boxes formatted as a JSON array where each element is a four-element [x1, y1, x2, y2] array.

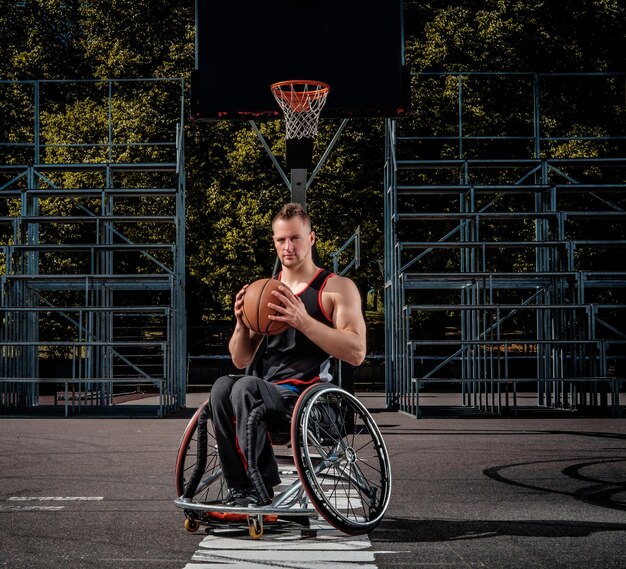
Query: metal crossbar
[[0, 78, 186, 417], [384, 71, 626, 418]]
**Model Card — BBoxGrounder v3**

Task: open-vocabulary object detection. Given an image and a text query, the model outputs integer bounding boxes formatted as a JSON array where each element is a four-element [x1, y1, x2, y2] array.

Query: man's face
[[272, 216, 315, 269]]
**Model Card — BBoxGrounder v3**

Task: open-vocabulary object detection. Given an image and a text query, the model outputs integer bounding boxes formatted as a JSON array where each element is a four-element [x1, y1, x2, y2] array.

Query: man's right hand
[[233, 284, 249, 326], [229, 284, 264, 369]]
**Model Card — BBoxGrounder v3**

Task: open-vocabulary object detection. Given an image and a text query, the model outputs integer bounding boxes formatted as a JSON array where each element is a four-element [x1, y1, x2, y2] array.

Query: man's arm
[[268, 276, 366, 367], [229, 285, 264, 369]]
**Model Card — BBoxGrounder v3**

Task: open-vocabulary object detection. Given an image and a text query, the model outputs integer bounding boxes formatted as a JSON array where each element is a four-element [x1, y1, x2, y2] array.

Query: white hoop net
[[271, 81, 330, 140]]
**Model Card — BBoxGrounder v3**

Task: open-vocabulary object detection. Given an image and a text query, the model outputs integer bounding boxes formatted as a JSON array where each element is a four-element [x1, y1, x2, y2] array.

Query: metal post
[[0, 78, 187, 417], [290, 168, 308, 208]]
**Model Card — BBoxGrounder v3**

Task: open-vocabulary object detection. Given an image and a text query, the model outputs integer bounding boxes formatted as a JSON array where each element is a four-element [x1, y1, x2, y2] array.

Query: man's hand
[[233, 284, 249, 327], [268, 276, 366, 367], [229, 283, 263, 369], [267, 285, 310, 331]]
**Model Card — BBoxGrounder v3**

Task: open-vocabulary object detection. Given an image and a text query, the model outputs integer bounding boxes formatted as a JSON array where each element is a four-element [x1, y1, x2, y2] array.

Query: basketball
[[241, 278, 291, 336]]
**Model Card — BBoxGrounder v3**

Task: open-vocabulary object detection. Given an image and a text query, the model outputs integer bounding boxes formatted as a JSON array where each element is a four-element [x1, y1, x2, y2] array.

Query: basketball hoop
[[271, 80, 330, 140]]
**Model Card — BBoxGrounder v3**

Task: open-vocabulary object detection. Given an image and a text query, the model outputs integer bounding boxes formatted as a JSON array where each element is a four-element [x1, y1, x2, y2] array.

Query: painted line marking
[[8, 496, 104, 501], [0, 505, 65, 511], [185, 520, 378, 569], [1, 496, 104, 512], [189, 560, 378, 569], [198, 534, 372, 551], [182, 474, 379, 568]]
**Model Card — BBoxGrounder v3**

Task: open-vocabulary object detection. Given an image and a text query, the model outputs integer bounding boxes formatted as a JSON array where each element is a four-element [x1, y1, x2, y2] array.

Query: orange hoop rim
[[270, 80, 330, 102]]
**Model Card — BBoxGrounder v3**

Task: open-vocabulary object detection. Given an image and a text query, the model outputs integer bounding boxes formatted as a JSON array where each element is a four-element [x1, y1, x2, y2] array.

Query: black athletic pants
[[210, 374, 296, 492]]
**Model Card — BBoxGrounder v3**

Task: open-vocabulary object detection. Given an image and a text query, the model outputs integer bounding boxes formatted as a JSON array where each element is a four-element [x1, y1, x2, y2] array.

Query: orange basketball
[[241, 278, 290, 336]]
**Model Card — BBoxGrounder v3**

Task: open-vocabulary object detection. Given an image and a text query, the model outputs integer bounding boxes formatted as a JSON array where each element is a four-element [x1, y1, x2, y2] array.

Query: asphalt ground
[[1, 392, 625, 569]]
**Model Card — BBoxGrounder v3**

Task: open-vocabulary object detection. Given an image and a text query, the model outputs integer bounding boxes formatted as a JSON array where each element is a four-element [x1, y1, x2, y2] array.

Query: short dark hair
[[272, 202, 311, 230]]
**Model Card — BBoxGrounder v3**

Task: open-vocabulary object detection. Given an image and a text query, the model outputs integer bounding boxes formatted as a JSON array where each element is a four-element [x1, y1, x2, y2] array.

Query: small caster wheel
[[248, 516, 264, 539], [184, 517, 200, 532]]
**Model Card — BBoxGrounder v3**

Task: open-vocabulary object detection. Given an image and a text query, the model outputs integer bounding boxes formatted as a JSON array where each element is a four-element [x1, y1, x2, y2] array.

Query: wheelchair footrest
[[174, 497, 317, 518]]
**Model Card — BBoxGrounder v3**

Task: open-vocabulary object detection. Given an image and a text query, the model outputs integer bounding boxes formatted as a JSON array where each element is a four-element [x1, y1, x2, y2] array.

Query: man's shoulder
[[322, 273, 358, 294]]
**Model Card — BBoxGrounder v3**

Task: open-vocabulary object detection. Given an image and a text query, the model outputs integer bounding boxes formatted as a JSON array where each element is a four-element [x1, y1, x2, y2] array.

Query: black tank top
[[249, 268, 335, 392]]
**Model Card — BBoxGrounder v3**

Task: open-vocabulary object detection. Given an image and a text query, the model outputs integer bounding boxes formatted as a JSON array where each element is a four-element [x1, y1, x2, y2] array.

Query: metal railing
[[0, 78, 186, 417], [384, 72, 626, 417]]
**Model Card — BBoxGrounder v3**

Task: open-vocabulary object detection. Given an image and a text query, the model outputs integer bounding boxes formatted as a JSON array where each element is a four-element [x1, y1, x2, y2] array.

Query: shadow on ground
[[372, 517, 626, 542]]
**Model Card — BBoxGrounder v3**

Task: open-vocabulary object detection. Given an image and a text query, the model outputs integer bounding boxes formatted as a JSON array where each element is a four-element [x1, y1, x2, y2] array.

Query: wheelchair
[[174, 382, 392, 539]]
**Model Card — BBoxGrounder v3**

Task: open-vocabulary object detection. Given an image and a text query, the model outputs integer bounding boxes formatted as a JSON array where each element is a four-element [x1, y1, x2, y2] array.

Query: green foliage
[[181, 112, 388, 315], [1, 0, 625, 322], [406, 0, 626, 72]]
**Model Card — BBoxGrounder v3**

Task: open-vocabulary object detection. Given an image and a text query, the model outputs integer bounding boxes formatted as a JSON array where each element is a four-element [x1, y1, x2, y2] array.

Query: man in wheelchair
[[210, 203, 366, 507]]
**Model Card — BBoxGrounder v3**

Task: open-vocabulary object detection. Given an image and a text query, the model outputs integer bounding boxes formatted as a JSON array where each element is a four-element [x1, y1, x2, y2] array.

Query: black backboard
[[191, 0, 408, 120]]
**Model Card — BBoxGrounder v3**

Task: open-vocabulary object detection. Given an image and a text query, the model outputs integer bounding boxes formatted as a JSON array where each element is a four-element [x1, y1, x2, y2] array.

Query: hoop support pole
[[249, 118, 350, 208], [249, 120, 291, 189], [290, 168, 308, 209], [306, 119, 350, 190]]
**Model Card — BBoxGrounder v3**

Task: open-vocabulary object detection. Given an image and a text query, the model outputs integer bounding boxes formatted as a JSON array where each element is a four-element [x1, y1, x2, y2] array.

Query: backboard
[[191, 0, 408, 120]]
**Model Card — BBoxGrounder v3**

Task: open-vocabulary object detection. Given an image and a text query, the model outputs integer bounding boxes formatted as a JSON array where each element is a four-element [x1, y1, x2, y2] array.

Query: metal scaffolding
[[385, 72, 626, 417], [0, 78, 186, 417]]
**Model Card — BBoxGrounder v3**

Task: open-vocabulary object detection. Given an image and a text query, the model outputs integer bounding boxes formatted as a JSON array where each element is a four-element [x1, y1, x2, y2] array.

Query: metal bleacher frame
[[384, 71, 626, 418], [0, 78, 186, 417]]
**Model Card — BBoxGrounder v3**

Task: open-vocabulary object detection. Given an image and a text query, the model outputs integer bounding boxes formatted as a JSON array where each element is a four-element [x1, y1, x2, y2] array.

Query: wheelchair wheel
[[291, 384, 391, 535], [175, 400, 227, 503]]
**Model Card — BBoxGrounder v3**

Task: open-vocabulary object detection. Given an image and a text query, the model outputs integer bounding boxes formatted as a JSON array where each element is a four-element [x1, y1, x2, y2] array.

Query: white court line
[[0, 505, 65, 511], [2, 496, 103, 512], [8, 496, 104, 501], [197, 534, 373, 551], [180, 465, 381, 569], [182, 474, 378, 569], [186, 528, 378, 569]]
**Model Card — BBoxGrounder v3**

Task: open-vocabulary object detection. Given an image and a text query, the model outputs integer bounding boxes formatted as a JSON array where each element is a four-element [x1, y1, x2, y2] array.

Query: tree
[[2, 0, 625, 324], [406, 0, 626, 72]]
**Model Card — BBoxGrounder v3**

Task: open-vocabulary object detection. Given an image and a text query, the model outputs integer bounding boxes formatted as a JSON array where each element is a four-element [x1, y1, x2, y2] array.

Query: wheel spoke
[[293, 387, 391, 532], [176, 402, 227, 504]]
